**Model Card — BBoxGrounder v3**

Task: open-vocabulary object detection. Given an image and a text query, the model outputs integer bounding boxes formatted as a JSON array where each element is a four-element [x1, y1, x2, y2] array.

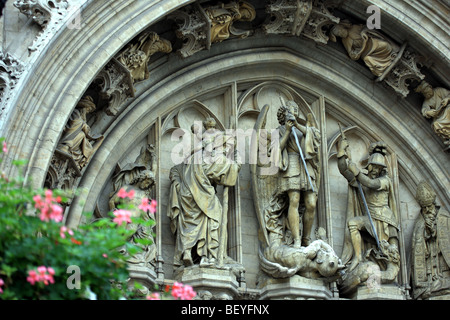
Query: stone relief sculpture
[[56, 96, 104, 171], [263, 0, 340, 44], [329, 20, 424, 98], [329, 21, 399, 78], [205, 1, 256, 44], [169, 1, 256, 58], [109, 144, 157, 268], [251, 102, 343, 282], [0, 51, 24, 113], [116, 31, 172, 83], [411, 181, 450, 300], [13, 0, 76, 53], [415, 81, 450, 150], [167, 117, 242, 271], [336, 137, 401, 295]]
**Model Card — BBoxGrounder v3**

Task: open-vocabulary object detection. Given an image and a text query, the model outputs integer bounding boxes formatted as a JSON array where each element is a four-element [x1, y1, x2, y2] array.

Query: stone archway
[[1, 0, 449, 299]]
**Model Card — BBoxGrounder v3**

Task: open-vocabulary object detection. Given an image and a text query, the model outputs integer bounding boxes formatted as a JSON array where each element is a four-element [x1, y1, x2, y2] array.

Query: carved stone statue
[[270, 101, 321, 248], [167, 117, 241, 270], [415, 81, 450, 149], [330, 21, 399, 77], [411, 181, 450, 300], [205, 1, 256, 44], [109, 144, 157, 268], [116, 31, 172, 83], [251, 103, 342, 283], [57, 96, 104, 170], [260, 239, 344, 280], [336, 139, 401, 293]]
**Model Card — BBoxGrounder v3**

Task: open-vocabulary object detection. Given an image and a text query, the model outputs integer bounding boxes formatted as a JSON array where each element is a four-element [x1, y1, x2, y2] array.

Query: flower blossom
[[2, 141, 7, 154], [169, 282, 196, 300], [60, 226, 74, 239], [33, 190, 64, 223], [139, 198, 157, 215], [0, 278, 4, 294], [27, 266, 55, 286], [113, 209, 132, 226], [146, 292, 161, 300], [117, 188, 135, 199]]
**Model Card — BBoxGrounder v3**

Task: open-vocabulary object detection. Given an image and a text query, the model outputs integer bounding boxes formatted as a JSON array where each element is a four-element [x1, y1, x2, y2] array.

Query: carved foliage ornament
[[263, 0, 339, 44], [0, 52, 24, 114], [13, 0, 69, 28], [13, 0, 77, 52]]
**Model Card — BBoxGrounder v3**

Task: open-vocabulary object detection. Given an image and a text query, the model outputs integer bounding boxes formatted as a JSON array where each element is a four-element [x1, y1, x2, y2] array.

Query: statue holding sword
[[273, 100, 321, 248], [336, 128, 400, 275]]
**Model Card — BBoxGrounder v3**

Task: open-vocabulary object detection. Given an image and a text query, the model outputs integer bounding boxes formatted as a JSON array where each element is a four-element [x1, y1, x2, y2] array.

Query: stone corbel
[[115, 31, 172, 83], [93, 58, 135, 117], [302, 0, 340, 44], [168, 3, 211, 58], [169, 1, 256, 58], [377, 44, 425, 98], [263, 0, 339, 44], [45, 149, 82, 191]]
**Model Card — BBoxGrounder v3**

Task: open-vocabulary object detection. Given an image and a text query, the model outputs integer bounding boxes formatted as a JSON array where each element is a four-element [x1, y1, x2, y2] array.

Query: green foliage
[[0, 140, 155, 300]]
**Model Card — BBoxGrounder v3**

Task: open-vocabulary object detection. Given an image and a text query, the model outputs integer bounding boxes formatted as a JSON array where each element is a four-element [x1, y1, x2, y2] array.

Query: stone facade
[[0, 0, 449, 300]]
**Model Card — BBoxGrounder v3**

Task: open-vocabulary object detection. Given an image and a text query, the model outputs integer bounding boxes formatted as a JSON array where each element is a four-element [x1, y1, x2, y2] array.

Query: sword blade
[[291, 127, 315, 193], [357, 180, 382, 251]]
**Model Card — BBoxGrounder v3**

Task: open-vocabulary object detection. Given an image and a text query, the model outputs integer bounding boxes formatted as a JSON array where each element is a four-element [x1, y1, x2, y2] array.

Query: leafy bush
[[0, 138, 155, 300]]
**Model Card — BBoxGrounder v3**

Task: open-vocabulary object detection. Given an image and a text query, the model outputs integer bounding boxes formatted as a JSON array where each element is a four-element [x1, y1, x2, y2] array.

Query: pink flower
[[27, 266, 55, 286], [0, 278, 4, 294], [33, 191, 64, 223], [150, 199, 157, 214], [170, 282, 196, 300], [2, 141, 7, 154], [113, 209, 132, 226], [146, 292, 161, 300], [139, 198, 157, 215], [102, 253, 108, 258], [60, 226, 74, 238], [50, 204, 63, 222], [117, 188, 134, 199], [27, 270, 39, 285]]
